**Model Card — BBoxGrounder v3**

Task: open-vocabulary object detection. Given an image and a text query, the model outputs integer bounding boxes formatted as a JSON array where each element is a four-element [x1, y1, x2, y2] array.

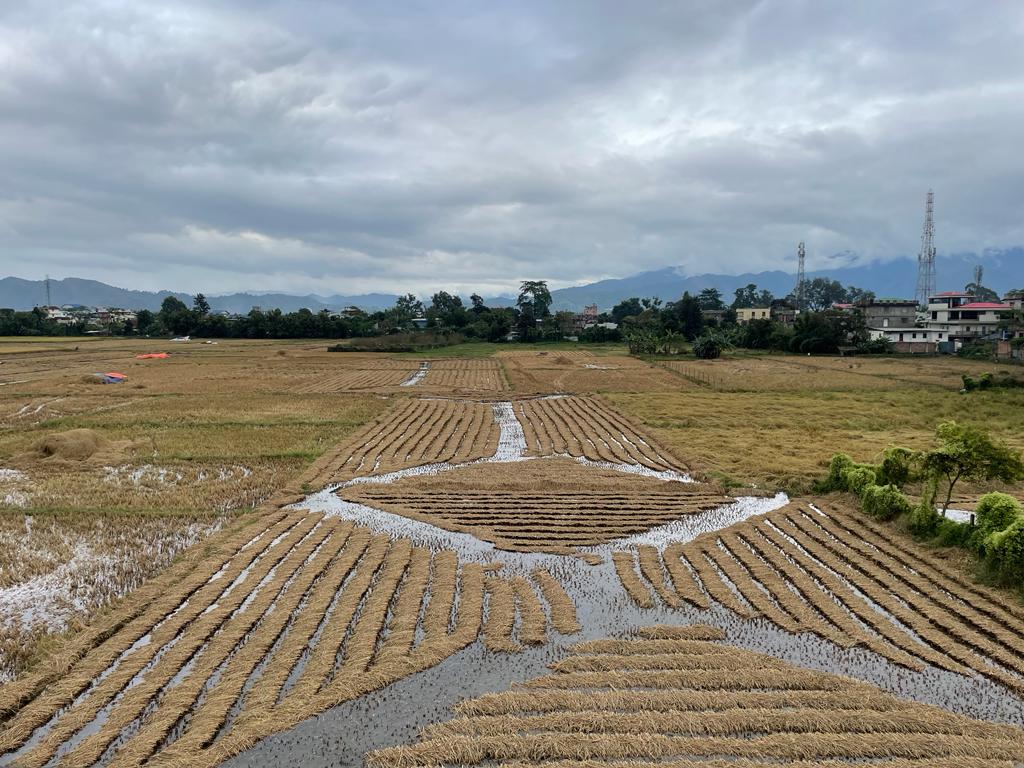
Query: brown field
[[0, 508, 581, 768], [0, 510, 222, 682], [4, 339, 1024, 767], [499, 350, 686, 393], [614, 499, 1024, 694], [515, 395, 684, 472], [366, 626, 1024, 767], [608, 387, 1024, 491], [419, 358, 508, 392], [301, 398, 500, 488], [342, 459, 730, 554], [657, 352, 1014, 392]]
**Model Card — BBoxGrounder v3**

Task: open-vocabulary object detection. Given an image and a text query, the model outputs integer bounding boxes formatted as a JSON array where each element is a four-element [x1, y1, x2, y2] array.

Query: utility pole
[[915, 191, 936, 308], [794, 241, 806, 312]]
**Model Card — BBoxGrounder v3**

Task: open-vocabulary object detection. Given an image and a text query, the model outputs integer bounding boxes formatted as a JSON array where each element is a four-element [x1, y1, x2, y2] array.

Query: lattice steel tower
[[794, 241, 806, 311], [915, 191, 937, 307]]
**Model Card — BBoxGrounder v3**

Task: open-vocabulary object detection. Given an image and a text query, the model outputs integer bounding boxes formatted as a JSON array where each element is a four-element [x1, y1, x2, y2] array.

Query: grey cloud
[[1, 1, 1023, 296]]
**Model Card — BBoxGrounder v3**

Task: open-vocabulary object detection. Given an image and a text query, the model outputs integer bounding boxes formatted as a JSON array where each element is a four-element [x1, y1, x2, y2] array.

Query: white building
[[925, 291, 1011, 348]]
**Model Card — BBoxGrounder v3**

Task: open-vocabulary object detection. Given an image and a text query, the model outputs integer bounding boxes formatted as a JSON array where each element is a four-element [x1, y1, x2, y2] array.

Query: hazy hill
[[2, 248, 1019, 314]]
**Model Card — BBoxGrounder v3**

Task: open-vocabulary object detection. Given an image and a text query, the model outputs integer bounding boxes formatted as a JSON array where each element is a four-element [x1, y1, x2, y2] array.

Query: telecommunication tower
[[45, 274, 52, 307], [972, 264, 983, 290], [794, 241, 806, 311], [915, 191, 936, 307]]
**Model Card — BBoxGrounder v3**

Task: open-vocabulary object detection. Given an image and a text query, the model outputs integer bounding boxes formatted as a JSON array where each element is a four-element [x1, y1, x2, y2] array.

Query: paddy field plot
[[342, 458, 730, 554], [367, 625, 1024, 768], [613, 499, 1024, 695], [499, 350, 684, 393], [0, 508, 579, 768]]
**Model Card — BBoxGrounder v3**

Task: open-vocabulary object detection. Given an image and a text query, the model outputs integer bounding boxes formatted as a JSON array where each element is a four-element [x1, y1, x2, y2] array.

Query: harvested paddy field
[[0, 508, 579, 768], [658, 352, 1014, 392], [417, 358, 508, 393], [609, 387, 1024, 491], [514, 395, 683, 471], [367, 625, 1024, 768], [341, 458, 731, 554], [3, 340, 1024, 768], [300, 398, 500, 487], [499, 350, 685, 393], [614, 499, 1024, 695]]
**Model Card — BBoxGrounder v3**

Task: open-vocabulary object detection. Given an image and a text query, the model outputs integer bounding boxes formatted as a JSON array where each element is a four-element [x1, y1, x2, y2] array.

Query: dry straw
[[531, 569, 581, 635]]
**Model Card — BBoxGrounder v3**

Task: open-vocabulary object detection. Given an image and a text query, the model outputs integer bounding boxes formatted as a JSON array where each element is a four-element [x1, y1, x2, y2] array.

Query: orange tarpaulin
[[136, 353, 169, 359]]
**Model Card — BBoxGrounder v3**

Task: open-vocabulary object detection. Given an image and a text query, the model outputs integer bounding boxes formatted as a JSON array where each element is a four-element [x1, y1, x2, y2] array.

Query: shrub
[[974, 492, 1022, 537], [861, 483, 911, 521], [979, 372, 994, 390], [961, 374, 977, 392], [933, 517, 973, 547], [843, 466, 877, 495], [985, 519, 1024, 585], [816, 454, 854, 492], [909, 476, 940, 536], [877, 447, 915, 487], [691, 335, 722, 360]]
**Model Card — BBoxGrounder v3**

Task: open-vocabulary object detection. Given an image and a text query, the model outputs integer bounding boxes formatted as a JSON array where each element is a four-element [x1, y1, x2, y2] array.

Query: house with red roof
[[925, 291, 1012, 350]]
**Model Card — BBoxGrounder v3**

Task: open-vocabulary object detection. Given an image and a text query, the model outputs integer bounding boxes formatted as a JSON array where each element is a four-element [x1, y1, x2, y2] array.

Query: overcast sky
[[1, 1, 1022, 297]]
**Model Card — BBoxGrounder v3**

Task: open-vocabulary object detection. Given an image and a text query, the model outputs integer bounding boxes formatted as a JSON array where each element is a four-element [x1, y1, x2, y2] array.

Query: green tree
[[964, 281, 1001, 302], [517, 280, 552, 318], [611, 297, 644, 324], [158, 296, 193, 335], [697, 288, 725, 310], [469, 293, 487, 314], [426, 291, 468, 328], [731, 284, 774, 309], [193, 293, 211, 316], [664, 292, 704, 340], [920, 421, 1024, 516]]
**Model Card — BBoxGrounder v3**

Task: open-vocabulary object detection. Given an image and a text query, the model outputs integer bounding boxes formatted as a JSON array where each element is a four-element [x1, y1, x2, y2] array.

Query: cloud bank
[[1, 1, 1022, 296]]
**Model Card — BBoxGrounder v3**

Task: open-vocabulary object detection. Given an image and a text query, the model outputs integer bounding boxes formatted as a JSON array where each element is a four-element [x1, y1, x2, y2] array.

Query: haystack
[[20, 428, 152, 465]]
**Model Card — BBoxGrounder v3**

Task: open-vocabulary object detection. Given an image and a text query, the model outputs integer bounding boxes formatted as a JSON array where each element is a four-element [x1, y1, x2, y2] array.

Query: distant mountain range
[[2, 248, 1020, 314], [0, 277, 399, 314]]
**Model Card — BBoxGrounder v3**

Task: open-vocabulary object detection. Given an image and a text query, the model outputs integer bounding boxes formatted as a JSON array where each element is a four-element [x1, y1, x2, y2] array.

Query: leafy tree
[[697, 288, 725, 310], [135, 309, 156, 334], [740, 318, 775, 349], [788, 309, 868, 353], [469, 293, 487, 314], [731, 284, 774, 309], [426, 291, 468, 328], [692, 333, 722, 359], [158, 296, 193, 335], [663, 292, 704, 340], [920, 421, 1024, 516], [611, 297, 644, 324], [193, 293, 211, 316], [800, 278, 848, 311], [517, 280, 552, 318], [964, 281, 1000, 302]]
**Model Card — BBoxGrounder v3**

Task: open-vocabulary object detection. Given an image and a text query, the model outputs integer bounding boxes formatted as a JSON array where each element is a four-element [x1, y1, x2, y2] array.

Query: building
[[736, 307, 771, 325], [859, 298, 917, 331], [925, 291, 1012, 349], [770, 303, 797, 326], [867, 326, 942, 353], [573, 303, 601, 332]]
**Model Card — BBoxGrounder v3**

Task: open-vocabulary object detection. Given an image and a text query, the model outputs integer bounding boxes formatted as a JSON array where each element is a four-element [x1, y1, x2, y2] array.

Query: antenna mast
[[972, 264, 983, 291], [45, 274, 51, 307], [915, 190, 936, 307], [794, 241, 806, 311]]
